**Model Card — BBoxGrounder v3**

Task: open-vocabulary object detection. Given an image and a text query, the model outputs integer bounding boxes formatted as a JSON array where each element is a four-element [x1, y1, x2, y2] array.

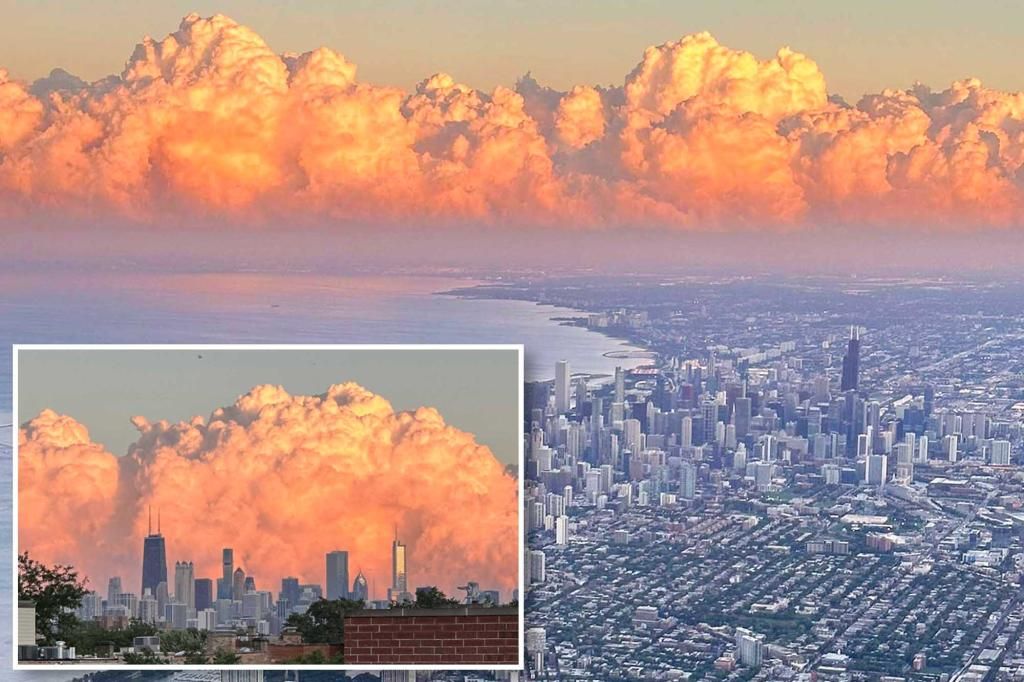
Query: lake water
[[0, 270, 645, 678]]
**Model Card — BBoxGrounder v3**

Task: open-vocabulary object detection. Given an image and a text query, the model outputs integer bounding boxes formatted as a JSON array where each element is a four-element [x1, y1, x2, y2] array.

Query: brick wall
[[344, 607, 519, 665]]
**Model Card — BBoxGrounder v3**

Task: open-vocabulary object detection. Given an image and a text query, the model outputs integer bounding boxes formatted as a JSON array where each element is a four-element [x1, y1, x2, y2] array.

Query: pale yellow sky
[[1, 0, 1022, 101]]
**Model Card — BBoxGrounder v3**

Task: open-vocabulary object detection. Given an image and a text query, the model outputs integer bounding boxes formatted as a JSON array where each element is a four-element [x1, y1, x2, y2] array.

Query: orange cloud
[[2, 13, 1024, 228], [18, 381, 518, 599]]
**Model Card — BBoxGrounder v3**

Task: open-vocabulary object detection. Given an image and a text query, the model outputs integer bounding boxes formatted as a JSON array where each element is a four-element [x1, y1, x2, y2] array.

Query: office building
[[140, 508, 167, 600], [326, 550, 350, 600], [555, 360, 570, 414], [840, 326, 861, 392]]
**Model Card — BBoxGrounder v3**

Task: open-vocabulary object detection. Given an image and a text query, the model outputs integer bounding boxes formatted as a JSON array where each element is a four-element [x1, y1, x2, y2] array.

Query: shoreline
[[436, 285, 661, 368]]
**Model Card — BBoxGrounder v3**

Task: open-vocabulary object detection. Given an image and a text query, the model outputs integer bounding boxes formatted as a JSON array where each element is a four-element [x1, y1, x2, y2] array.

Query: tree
[[411, 586, 460, 608], [160, 628, 207, 654], [285, 598, 364, 644], [66, 618, 157, 655], [18, 552, 89, 645]]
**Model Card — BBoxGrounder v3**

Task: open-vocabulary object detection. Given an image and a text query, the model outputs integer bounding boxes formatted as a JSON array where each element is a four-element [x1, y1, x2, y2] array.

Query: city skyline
[[516, 273, 1024, 679], [17, 348, 521, 610], [81, 525, 439, 632]]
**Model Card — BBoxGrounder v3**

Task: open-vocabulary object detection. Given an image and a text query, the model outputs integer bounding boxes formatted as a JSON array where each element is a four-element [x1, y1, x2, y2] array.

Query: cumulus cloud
[[18, 381, 518, 599], [2, 13, 1024, 228]]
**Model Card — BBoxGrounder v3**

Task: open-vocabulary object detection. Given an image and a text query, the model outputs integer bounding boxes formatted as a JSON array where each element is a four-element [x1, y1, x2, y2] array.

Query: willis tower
[[840, 326, 861, 392], [141, 507, 167, 597]]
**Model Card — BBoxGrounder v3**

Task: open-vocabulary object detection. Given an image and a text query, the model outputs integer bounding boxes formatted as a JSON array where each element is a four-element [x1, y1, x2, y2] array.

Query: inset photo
[[13, 344, 523, 670]]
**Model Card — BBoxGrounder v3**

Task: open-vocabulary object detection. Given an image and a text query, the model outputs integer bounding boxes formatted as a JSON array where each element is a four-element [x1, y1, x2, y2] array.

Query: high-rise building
[[679, 461, 696, 500], [735, 627, 766, 667], [840, 326, 861, 392], [194, 578, 213, 612], [351, 571, 369, 602], [233, 568, 246, 602], [555, 360, 570, 414], [991, 439, 1012, 465], [529, 550, 546, 584], [280, 577, 300, 612], [866, 453, 887, 488], [140, 508, 167, 600], [174, 561, 195, 615], [555, 515, 569, 545], [220, 548, 234, 600], [526, 626, 547, 674], [165, 602, 187, 630], [326, 550, 350, 600], [701, 400, 718, 444], [614, 366, 625, 404], [733, 396, 752, 439], [108, 576, 122, 605], [917, 435, 930, 462], [138, 590, 158, 624], [622, 418, 642, 453], [391, 531, 408, 599]]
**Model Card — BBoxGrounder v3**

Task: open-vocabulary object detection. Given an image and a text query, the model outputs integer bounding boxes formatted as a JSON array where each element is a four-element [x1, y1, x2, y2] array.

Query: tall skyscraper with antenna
[[140, 507, 167, 599], [389, 528, 408, 602], [840, 326, 861, 392]]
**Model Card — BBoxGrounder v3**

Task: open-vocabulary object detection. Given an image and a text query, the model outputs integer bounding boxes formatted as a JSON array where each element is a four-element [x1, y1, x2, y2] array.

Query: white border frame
[[12, 343, 525, 672]]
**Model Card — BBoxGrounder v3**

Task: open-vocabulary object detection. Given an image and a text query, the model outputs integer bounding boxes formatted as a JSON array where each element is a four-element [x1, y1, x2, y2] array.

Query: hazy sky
[[2, 0, 1022, 99], [17, 346, 520, 465]]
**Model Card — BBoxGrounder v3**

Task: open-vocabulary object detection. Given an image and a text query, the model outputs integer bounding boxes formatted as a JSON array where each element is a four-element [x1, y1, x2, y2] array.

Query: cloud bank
[[18, 381, 518, 599], [2, 13, 1024, 229]]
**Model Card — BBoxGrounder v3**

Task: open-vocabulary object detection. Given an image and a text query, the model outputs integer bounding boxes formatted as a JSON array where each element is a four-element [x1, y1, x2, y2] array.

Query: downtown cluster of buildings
[[523, 322, 1024, 680], [75, 519, 408, 636]]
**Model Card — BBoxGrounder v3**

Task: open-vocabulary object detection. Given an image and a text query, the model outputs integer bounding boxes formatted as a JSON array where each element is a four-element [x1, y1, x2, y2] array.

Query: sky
[[2, 0, 1023, 100], [18, 346, 520, 596], [17, 346, 520, 464], [2, 4, 1024, 262]]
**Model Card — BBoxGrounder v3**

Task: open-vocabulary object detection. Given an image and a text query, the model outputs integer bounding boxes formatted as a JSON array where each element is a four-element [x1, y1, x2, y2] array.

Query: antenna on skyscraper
[[158, 508, 161, 534], [148, 505, 152, 535]]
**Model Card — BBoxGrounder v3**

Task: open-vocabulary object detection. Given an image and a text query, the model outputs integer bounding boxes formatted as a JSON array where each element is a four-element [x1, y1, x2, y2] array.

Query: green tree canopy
[[285, 597, 364, 644], [65, 618, 157, 655], [18, 552, 88, 645], [412, 586, 461, 608]]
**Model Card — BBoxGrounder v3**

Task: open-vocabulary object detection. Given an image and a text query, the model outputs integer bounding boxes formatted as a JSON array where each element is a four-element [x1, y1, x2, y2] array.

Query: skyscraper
[[280, 577, 300, 612], [141, 507, 168, 600], [194, 578, 213, 612], [391, 531, 408, 600], [174, 561, 195, 615], [555, 360, 570, 414], [733, 396, 751, 438], [351, 571, 369, 602], [220, 548, 234, 600], [840, 326, 861, 392], [679, 461, 696, 500], [326, 550, 350, 600], [107, 576, 122, 605], [233, 567, 246, 601], [614, 366, 625, 403]]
